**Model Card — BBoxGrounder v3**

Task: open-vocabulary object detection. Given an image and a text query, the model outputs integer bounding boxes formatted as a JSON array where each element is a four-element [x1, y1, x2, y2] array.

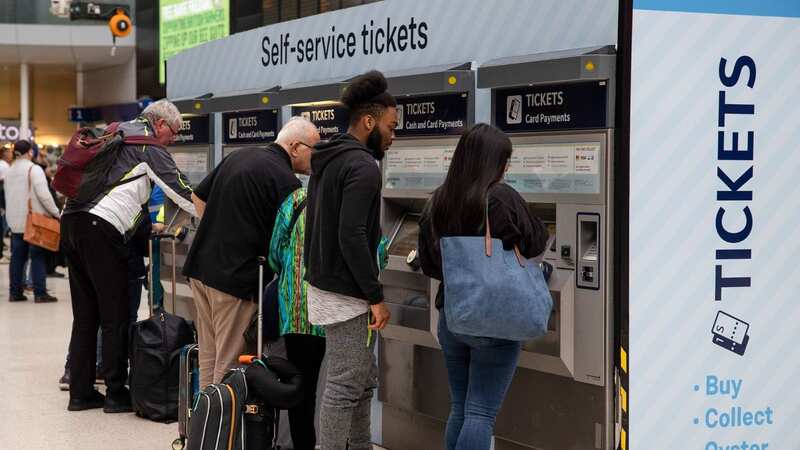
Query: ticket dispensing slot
[[381, 201, 431, 332], [577, 213, 600, 290]]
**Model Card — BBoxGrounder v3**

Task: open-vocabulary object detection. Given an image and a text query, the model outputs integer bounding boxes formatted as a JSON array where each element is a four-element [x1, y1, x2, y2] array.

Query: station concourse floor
[[0, 258, 389, 450]]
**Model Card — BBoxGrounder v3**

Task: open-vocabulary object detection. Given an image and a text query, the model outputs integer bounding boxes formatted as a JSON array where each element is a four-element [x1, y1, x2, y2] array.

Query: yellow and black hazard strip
[[618, 344, 629, 450]]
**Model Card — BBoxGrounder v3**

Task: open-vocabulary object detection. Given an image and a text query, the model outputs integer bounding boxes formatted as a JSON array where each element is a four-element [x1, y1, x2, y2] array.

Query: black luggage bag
[[129, 232, 195, 423]]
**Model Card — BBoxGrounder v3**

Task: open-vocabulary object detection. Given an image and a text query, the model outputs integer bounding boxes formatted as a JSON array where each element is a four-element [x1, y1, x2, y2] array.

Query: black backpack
[[129, 308, 196, 423], [185, 357, 303, 450]]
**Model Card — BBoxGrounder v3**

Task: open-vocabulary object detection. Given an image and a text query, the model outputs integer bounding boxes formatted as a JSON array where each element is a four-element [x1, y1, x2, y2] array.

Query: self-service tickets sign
[[629, 1, 800, 448]]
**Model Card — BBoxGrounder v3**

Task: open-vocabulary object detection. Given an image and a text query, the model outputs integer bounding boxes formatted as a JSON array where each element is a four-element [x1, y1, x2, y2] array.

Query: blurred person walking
[[4, 140, 60, 303], [0, 146, 12, 263]]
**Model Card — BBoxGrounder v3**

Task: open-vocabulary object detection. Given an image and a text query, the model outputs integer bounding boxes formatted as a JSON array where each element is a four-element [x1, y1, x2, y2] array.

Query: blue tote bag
[[441, 209, 553, 341]]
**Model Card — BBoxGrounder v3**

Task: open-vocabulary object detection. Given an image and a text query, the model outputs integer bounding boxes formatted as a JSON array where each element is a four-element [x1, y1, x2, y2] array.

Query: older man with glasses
[[61, 99, 197, 413], [182, 116, 320, 389]]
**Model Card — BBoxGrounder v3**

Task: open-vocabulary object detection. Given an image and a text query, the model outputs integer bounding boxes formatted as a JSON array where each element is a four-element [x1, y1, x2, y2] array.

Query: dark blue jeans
[[437, 309, 521, 450], [9, 233, 47, 297]]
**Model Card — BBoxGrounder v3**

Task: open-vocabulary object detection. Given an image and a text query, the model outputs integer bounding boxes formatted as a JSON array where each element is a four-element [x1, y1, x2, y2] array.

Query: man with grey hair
[[61, 99, 197, 413], [183, 117, 319, 388]]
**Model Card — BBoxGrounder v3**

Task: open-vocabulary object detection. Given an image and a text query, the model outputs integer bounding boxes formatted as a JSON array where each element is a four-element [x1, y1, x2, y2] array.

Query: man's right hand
[[369, 302, 390, 330]]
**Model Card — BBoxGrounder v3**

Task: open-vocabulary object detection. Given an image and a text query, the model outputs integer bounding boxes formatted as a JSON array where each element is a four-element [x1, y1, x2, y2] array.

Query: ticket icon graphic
[[711, 311, 750, 356]]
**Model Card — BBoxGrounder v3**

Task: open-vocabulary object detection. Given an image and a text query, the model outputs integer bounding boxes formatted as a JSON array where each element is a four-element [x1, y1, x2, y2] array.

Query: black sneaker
[[59, 369, 70, 391], [9, 294, 27, 302], [104, 387, 133, 413], [68, 390, 105, 411], [34, 294, 58, 303]]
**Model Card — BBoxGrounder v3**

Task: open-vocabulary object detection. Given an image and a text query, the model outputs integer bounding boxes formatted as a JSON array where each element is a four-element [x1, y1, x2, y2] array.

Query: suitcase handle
[[148, 228, 188, 318], [241, 257, 268, 364]]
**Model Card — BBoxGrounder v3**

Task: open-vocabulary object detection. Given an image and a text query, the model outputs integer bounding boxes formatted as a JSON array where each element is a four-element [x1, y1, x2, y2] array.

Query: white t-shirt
[[307, 284, 369, 326]]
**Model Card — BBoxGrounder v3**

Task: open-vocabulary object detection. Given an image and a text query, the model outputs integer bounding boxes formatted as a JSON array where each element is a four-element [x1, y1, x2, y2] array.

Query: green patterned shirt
[[269, 188, 389, 336]]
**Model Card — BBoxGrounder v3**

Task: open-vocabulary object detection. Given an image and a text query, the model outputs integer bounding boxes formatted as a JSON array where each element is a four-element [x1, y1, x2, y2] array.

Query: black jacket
[[418, 182, 550, 308], [304, 133, 383, 304]]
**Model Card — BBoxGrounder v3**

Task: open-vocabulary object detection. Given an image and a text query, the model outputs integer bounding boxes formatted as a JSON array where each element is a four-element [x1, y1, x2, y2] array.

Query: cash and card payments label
[[223, 109, 279, 144], [172, 115, 210, 146], [394, 93, 468, 138]]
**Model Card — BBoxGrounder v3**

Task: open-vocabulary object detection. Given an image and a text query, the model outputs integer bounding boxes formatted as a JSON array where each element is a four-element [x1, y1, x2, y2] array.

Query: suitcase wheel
[[171, 437, 185, 450]]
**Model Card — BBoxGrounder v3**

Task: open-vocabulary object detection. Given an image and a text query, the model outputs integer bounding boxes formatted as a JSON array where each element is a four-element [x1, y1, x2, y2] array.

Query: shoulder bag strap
[[288, 197, 307, 233], [484, 188, 526, 267]]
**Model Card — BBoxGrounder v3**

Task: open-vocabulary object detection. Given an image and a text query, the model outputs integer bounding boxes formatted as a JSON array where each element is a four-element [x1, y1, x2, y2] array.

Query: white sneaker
[[0, 256, 10, 264]]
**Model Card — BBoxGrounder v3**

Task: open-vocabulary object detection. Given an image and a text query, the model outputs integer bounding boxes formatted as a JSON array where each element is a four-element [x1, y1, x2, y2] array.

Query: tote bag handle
[[482, 196, 527, 267]]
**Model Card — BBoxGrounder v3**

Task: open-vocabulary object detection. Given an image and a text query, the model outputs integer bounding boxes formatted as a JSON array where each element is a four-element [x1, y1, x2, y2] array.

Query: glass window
[[263, 0, 279, 25], [281, 0, 299, 21], [300, 0, 319, 17]]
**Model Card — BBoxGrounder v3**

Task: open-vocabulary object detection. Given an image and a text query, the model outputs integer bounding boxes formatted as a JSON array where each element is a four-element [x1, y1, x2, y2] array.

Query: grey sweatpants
[[319, 313, 377, 450]]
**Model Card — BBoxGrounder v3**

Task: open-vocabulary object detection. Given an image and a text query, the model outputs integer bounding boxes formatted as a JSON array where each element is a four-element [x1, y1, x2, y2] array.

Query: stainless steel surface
[[376, 56, 617, 449]]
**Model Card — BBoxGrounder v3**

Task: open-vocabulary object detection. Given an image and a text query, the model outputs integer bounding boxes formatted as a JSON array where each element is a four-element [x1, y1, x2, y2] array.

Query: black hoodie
[[304, 133, 383, 304]]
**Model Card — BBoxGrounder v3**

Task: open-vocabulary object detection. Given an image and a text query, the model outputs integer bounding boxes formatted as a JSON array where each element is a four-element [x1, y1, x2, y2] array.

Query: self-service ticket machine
[[159, 110, 214, 319], [377, 50, 618, 450], [477, 46, 618, 450], [374, 64, 478, 448]]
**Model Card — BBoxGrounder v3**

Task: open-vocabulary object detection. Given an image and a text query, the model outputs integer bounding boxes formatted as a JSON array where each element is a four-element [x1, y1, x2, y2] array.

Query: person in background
[[417, 124, 549, 450], [59, 189, 166, 391], [148, 185, 166, 308], [0, 146, 12, 264], [303, 70, 396, 450], [4, 140, 60, 303], [61, 99, 196, 413], [183, 116, 320, 388]]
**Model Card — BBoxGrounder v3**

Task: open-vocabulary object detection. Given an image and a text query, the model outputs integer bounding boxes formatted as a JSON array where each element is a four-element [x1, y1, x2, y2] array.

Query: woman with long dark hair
[[418, 123, 549, 450]]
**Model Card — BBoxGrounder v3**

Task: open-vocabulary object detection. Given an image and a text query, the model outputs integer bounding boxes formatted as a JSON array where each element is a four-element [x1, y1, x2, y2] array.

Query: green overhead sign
[[159, 0, 230, 85]]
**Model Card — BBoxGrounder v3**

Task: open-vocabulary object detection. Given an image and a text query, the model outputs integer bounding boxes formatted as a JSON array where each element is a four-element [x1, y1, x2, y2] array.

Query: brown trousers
[[190, 278, 258, 388]]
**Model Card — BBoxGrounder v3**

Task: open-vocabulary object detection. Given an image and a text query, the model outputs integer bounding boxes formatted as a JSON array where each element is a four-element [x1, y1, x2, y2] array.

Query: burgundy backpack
[[53, 122, 164, 204]]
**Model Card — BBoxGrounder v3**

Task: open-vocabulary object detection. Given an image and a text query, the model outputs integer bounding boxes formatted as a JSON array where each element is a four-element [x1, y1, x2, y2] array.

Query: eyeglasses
[[296, 141, 313, 150], [163, 120, 179, 135]]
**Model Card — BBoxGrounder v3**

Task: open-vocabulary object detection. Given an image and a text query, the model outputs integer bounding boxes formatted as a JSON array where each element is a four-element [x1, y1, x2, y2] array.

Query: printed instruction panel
[[505, 143, 601, 194], [384, 142, 601, 194], [171, 151, 209, 185]]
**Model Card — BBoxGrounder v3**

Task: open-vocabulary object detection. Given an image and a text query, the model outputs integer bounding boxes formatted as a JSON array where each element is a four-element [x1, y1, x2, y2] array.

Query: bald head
[[276, 116, 320, 175]]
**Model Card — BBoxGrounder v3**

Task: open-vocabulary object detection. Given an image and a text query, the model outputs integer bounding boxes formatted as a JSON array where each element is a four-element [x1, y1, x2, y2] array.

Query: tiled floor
[[0, 258, 389, 449], [0, 265, 179, 450]]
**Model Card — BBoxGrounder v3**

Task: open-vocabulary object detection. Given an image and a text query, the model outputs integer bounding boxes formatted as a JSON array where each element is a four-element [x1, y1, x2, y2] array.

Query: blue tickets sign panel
[[173, 115, 210, 146], [222, 109, 279, 144], [291, 104, 349, 139], [395, 92, 468, 137], [629, 1, 800, 448], [495, 81, 607, 133]]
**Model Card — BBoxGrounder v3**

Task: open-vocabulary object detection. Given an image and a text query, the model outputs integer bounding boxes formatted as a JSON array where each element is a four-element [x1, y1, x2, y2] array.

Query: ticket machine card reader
[[577, 213, 600, 290]]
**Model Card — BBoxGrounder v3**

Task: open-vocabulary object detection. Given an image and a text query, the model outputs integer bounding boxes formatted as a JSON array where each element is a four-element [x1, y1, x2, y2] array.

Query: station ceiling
[[0, 24, 135, 70]]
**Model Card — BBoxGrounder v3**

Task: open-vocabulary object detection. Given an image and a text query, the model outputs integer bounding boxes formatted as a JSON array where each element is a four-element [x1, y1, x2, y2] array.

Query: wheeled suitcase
[[129, 231, 195, 423], [178, 343, 199, 441], [177, 257, 303, 450]]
